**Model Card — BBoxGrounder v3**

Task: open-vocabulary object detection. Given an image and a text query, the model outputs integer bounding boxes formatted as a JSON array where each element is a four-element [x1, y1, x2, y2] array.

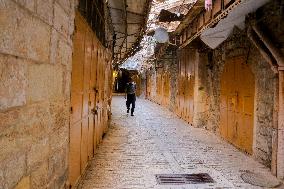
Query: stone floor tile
[[78, 96, 280, 189]]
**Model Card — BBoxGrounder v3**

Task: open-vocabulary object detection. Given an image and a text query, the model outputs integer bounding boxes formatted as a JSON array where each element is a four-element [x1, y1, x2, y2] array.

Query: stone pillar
[[278, 70, 284, 178], [193, 51, 209, 128]]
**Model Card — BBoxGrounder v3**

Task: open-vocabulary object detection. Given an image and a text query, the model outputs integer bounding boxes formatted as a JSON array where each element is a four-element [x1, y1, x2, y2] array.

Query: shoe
[[131, 114, 134, 116], [127, 109, 129, 113]]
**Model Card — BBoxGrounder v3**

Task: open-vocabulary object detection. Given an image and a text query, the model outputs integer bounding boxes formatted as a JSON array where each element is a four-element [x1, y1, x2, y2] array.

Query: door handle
[[91, 107, 98, 115], [93, 87, 99, 93]]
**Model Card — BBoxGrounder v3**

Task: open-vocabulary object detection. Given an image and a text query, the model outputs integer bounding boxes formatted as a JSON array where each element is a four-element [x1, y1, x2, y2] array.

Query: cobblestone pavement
[[78, 96, 280, 189]]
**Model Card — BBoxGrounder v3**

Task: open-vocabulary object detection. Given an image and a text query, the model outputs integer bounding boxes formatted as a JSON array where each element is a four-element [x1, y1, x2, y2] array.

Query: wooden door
[[69, 13, 85, 185], [181, 50, 186, 119], [184, 51, 190, 121], [95, 48, 102, 145], [176, 48, 195, 124], [89, 33, 98, 157], [163, 72, 170, 106], [156, 71, 163, 104], [69, 12, 112, 186], [177, 50, 186, 118], [220, 57, 255, 154], [187, 50, 195, 124], [146, 72, 151, 98]]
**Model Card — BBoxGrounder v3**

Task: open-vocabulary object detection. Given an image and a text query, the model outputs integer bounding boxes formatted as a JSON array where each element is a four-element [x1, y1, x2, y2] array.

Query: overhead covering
[[120, 0, 196, 71], [200, 0, 270, 49], [107, 0, 151, 64], [148, 0, 196, 32]]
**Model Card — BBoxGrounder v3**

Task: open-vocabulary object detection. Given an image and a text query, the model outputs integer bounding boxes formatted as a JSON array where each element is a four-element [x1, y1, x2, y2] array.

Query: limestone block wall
[[192, 51, 211, 129], [0, 0, 75, 188], [146, 51, 178, 111], [144, 0, 281, 171], [168, 53, 178, 112], [209, 29, 276, 167]]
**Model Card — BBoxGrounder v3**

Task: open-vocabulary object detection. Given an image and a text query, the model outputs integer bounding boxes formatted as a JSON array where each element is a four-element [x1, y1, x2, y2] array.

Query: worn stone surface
[[0, 54, 27, 110], [36, 0, 54, 25], [78, 96, 279, 189], [30, 162, 48, 189], [14, 176, 31, 189], [147, 50, 178, 112], [193, 51, 210, 129], [147, 26, 277, 169], [54, 2, 70, 38], [0, 0, 75, 188], [0, 0, 51, 63], [208, 28, 277, 167]]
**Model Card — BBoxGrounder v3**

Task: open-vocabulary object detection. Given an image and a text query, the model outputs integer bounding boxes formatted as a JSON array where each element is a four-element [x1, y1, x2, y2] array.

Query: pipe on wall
[[247, 26, 278, 73], [252, 24, 284, 67], [249, 23, 284, 179]]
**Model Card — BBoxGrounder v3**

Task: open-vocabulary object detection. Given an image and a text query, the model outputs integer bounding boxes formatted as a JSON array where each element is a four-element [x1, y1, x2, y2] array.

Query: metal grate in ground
[[155, 173, 215, 185]]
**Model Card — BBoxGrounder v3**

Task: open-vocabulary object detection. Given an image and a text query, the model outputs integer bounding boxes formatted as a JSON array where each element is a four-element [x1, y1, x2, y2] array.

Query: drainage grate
[[156, 173, 214, 185]]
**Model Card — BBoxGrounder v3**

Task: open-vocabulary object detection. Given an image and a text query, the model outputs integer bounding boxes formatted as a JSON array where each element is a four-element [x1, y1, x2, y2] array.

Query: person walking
[[125, 77, 136, 116]]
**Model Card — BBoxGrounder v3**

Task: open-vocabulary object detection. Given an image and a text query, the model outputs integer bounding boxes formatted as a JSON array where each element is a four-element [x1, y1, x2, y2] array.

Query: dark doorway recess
[[113, 69, 130, 93]]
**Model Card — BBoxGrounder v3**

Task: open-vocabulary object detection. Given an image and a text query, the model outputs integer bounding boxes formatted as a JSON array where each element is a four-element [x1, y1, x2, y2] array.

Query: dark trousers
[[126, 94, 136, 114]]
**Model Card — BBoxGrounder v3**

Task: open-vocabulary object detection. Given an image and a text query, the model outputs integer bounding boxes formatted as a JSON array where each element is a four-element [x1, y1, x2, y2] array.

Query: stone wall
[[193, 50, 211, 129], [146, 49, 178, 111], [145, 2, 281, 169], [0, 0, 75, 188], [168, 52, 178, 112], [203, 28, 277, 167], [197, 1, 283, 168]]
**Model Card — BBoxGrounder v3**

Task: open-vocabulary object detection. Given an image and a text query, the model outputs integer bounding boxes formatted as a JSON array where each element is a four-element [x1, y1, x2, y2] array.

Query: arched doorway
[[220, 57, 255, 154]]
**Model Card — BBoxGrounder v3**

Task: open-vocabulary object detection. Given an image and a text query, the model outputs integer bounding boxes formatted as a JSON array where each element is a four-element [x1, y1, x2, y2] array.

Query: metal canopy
[[107, 0, 151, 64]]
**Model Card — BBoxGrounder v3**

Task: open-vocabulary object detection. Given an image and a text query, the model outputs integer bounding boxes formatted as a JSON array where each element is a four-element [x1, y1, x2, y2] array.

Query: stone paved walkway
[[78, 96, 280, 189]]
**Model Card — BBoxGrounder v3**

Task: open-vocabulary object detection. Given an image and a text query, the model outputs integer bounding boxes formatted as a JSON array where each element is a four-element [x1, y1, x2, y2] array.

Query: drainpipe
[[250, 24, 284, 179], [252, 24, 284, 67], [247, 27, 278, 73]]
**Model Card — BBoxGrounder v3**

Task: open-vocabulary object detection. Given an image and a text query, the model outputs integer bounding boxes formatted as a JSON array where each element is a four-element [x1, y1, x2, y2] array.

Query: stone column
[[193, 51, 209, 128]]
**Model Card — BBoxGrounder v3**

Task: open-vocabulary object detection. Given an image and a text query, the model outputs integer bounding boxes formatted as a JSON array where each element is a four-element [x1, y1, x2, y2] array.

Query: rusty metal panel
[[81, 28, 92, 173], [88, 108, 95, 159], [163, 72, 170, 106], [184, 51, 189, 121], [176, 48, 195, 124], [181, 51, 185, 120], [70, 12, 85, 186], [70, 13, 85, 124], [220, 57, 254, 154], [81, 118, 89, 173], [70, 11, 112, 187], [188, 49, 195, 123], [69, 121, 81, 185]]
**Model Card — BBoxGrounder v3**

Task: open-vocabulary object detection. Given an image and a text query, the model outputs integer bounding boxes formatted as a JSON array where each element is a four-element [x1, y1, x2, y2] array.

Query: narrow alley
[[1, 0, 284, 188], [78, 96, 277, 189]]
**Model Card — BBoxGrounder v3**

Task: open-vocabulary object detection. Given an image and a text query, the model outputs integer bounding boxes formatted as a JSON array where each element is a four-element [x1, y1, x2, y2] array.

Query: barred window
[[79, 0, 106, 46]]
